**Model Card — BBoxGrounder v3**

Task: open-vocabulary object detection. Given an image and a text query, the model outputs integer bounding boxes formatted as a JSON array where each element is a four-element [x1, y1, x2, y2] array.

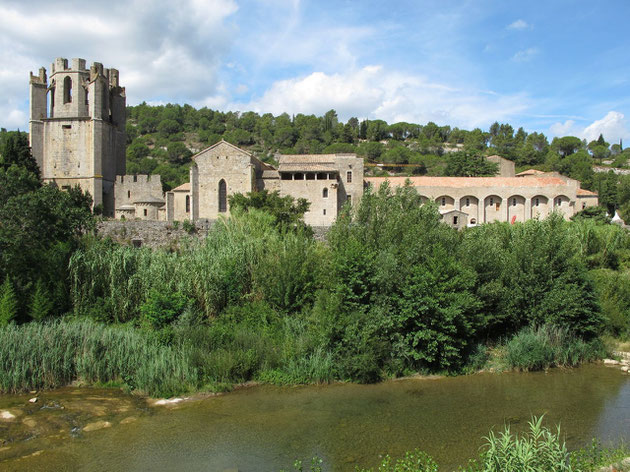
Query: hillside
[[122, 104, 630, 217]]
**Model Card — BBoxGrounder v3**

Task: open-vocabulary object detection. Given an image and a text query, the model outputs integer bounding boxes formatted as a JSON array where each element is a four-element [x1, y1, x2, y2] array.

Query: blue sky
[[2, 0, 630, 142]]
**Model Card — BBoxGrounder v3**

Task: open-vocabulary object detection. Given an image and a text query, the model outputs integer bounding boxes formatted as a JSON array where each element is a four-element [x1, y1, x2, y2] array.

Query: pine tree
[[30, 279, 52, 321], [0, 277, 18, 326]]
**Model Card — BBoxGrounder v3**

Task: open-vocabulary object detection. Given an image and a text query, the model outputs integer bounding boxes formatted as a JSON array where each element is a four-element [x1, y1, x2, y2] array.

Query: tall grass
[[498, 325, 606, 372], [70, 210, 325, 322], [0, 320, 197, 397]]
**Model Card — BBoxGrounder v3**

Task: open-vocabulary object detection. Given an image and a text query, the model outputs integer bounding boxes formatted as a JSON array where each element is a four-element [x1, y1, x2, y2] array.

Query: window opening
[[218, 179, 227, 212], [186, 195, 190, 213], [323, 188, 328, 198], [63, 76, 72, 103], [346, 171, 352, 183]]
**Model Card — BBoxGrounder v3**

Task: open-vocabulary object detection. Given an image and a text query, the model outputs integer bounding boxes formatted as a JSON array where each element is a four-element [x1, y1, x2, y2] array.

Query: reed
[[0, 320, 197, 397]]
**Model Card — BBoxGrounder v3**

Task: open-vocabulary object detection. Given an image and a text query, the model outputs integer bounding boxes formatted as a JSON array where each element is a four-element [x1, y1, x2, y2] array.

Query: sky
[[2, 0, 630, 143]]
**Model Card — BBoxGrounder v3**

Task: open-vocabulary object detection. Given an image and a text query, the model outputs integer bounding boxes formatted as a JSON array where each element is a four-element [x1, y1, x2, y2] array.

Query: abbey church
[[29, 58, 598, 228]]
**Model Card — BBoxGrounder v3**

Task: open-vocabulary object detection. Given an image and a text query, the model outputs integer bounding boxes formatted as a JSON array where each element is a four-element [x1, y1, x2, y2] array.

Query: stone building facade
[[366, 170, 598, 227], [29, 57, 164, 217], [169, 140, 364, 227]]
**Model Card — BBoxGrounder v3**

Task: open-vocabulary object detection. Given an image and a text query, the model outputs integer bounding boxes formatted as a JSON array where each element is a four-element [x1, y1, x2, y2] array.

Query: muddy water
[[1, 364, 629, 471]]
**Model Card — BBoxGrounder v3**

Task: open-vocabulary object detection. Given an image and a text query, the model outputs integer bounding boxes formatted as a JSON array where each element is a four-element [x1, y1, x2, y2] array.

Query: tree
[[551, 136, 582, 157], [29, 279, 53, 321], [228, 190, 311, 232], [0, 277, 18, 326], [445, 151, 498, 176], [0, 136, 94, 320], [0, 131, 40, 178], [327, 183, 480, 372], [157, 119, 182, 137]]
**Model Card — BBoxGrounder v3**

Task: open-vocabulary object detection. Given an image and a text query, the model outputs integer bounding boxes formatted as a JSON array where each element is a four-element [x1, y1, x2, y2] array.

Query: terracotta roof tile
[[278, 163, 338, 173], [516, 169, 545, 176], [364, 176, 571, 188], [172, 182, 190, 192], [577, 188, 598, 196]]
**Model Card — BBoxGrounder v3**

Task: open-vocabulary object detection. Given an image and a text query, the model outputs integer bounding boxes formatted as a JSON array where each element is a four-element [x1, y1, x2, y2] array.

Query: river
[[1, 364, 629, 471]]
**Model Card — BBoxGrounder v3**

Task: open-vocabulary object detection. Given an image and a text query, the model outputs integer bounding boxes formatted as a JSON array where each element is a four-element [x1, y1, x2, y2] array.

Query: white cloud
[[0, 0, 238, 129], [512, 48, 539, 62], [549, 111, 630, 142], [236, 66, 530, 129], [582, 111, 629, 143], [507, 19, 531, 30]]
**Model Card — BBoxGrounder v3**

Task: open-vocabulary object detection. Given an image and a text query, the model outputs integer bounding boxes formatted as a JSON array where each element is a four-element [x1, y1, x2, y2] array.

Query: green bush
[[499, 325, 605, 371], [140, 289, 189, 329]]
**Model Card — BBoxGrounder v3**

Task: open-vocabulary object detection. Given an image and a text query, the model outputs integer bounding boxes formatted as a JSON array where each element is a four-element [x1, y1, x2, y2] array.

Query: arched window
[[48, 87, 55, 115], [534, 198, 540, 206], [322, 188, 328, 198], [185, 195, 190, 213], [63, 76, 72, 103], [218, 179, 227, 213], [346, 171, 352, 183]]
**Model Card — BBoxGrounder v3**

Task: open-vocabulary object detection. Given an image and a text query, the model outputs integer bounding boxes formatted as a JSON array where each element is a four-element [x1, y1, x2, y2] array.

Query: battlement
[[29, 67, 47, 85], [116, 174, 160, 185], [51, 57, 89, 74]]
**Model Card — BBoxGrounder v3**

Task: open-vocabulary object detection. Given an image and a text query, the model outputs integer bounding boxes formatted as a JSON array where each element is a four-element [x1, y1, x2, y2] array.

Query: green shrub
[[140, 289, 189, 329], [500, 325, 605, 371]]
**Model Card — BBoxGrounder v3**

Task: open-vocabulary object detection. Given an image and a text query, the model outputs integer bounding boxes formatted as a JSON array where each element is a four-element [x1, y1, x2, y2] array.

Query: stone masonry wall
[[97, 220, 210, 249], [97, 220, 330, 249]]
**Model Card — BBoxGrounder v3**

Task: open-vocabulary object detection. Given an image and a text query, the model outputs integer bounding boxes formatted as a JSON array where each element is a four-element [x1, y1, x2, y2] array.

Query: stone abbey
[[30, 58, 598, 227]]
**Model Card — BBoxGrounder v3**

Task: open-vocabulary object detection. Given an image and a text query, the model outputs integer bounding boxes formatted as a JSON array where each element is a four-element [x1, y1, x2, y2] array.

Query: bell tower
[[29, 57, 126, 215]]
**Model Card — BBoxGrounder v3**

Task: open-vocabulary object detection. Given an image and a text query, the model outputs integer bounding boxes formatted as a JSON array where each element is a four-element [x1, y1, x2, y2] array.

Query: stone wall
[[97, 220, 210, 249], [97, 220, 330, 248]]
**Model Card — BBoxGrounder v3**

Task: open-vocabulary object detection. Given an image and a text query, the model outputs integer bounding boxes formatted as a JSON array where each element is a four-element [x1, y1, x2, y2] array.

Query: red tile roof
[[365, 176, 570, 188]]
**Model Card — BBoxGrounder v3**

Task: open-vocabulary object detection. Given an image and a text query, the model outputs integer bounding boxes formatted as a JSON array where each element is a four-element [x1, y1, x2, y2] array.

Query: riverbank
[[1, 319, 620, 399]]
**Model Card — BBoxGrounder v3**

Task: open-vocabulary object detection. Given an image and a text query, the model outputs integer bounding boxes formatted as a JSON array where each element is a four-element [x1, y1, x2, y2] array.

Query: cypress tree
[[30, 279, 52, 321], [0, 277, 18, 326]]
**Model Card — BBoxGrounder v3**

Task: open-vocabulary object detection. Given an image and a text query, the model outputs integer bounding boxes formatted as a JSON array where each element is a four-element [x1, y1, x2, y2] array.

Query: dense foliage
[[2, 123, 630, 395], [50, 182, 629, 392], [0, 130, 94, 322]]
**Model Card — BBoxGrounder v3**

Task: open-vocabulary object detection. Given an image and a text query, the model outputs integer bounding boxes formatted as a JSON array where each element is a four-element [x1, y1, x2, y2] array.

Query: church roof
[[172, 182, 190, 192], [577, 188, 598, 196], [261, 170, 280, 179], [277, 154, 341, 173]]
